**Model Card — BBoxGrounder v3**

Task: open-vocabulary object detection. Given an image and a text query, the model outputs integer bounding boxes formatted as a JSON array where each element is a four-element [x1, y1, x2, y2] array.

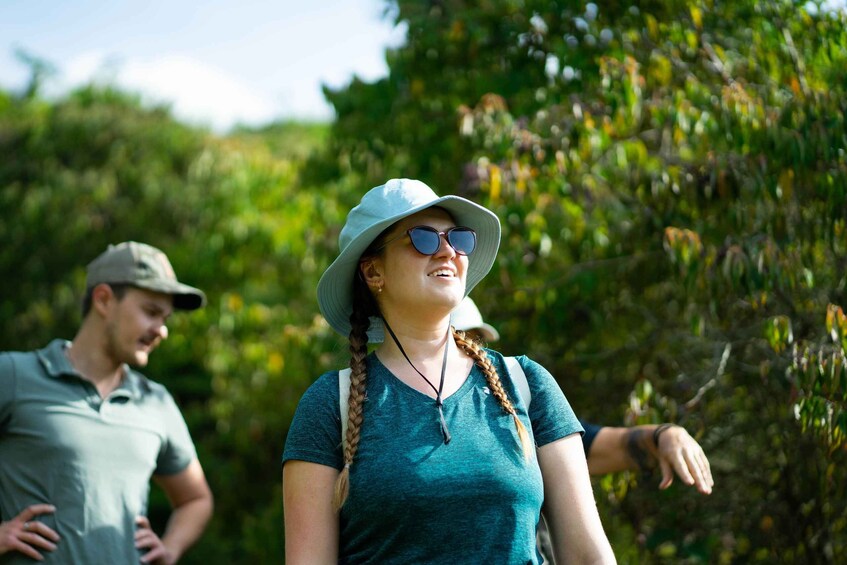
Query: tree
[[459, 1, 847, 562], [0, 82, 341, 562], [320, 0, 847, 561]]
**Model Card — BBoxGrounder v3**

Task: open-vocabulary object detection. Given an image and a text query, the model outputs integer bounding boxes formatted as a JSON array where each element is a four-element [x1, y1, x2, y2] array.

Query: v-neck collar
[[368, 351, 478, 405]]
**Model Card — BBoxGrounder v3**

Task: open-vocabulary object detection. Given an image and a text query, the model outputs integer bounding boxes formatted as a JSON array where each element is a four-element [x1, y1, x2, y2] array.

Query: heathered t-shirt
[[283, 349, 582, 564], [0, 340, 197, 564]]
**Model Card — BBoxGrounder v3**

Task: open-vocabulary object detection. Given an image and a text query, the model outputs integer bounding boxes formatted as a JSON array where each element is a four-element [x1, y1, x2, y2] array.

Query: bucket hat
[[317, 178, 501, 342], [451, 297, 500, 342], [86, 241, 206, 310]]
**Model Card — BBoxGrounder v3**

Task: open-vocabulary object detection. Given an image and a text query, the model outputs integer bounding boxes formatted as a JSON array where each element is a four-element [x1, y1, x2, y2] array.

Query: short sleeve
[[282, 371, 344, 469], [514, 355, 584, 447], [154, 391, 197, 476]]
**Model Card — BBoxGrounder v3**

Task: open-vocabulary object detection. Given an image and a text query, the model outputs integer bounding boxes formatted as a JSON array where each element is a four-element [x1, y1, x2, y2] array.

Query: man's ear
[[91, 284, 116, 315]]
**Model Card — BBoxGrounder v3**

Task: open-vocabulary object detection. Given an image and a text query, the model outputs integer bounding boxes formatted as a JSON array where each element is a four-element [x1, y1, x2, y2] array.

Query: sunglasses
[[376, 226, 477, 256]]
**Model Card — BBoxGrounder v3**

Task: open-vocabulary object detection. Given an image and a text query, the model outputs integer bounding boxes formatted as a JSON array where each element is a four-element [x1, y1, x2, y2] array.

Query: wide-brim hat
[[451, 296, 500, 342], [317, 178, 501, 342]]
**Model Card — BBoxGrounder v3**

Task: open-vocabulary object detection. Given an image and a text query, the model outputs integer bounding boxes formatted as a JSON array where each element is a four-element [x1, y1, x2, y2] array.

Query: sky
[[4, 1, 844, 133], [0, 0, 405, 131]]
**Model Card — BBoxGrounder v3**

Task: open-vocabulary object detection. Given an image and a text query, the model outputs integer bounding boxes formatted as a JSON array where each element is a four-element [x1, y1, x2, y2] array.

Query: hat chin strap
[[382, 319, 452, 444]]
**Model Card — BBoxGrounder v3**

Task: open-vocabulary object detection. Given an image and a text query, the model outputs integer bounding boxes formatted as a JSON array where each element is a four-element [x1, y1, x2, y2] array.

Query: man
[[452, 297, 713, 494], [0, 242, 213, 564]]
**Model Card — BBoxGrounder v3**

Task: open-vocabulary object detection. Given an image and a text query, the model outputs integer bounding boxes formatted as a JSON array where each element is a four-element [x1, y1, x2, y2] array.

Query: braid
[[454, 328, 533, 460], [333, 275, 378, 510]]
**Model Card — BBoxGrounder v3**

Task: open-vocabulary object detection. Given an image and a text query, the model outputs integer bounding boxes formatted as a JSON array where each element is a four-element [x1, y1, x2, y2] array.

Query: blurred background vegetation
[[2, 0, 846, 563]]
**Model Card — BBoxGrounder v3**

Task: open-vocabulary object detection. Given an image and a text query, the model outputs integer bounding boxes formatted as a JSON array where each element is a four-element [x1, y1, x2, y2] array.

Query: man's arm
[[586, 424, 713, 494], [136, 459, 213, 564]]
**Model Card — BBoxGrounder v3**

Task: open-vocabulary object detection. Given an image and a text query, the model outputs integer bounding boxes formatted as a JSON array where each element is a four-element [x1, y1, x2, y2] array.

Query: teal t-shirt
[[0, 340, 197, 564], [282, 349, 582, 564]]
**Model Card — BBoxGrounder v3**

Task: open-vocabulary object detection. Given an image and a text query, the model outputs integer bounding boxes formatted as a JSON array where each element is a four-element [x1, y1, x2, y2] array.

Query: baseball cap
[[86, 241, 206, 311]]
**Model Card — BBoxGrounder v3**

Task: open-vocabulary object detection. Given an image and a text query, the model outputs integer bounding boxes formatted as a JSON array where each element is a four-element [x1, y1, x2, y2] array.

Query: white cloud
[[0, 1, 404, 132], [806, 0, 847, 14], [55, 52, 282, 131], [119, 55, 281, 129]]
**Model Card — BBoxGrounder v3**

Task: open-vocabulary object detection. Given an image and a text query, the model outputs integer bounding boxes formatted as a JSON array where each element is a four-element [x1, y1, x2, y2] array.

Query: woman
[[282, 179, 615, 564]]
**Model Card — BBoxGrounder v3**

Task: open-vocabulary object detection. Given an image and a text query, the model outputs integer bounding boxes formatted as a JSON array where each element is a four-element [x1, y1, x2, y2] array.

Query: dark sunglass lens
[[448, 229, 476, 255], [409, 227, 441, 255]]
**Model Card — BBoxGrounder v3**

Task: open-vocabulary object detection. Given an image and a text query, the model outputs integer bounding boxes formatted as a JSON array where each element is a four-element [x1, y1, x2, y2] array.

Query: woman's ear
[[359, 259, 384, 292]]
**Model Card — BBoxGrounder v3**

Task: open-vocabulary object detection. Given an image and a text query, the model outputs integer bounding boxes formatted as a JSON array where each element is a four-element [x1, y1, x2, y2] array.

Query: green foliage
[[4, 0, 847, 562], [230, 119, 330, 161], [0, 83, 343, 562], [320, 0, 847, 561]]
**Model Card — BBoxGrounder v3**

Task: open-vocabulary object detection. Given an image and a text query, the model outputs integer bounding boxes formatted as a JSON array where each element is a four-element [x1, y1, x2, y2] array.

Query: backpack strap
[[338, 368, 352, 450], [505, 356, 531, 408], [338, 357, 530, 450]]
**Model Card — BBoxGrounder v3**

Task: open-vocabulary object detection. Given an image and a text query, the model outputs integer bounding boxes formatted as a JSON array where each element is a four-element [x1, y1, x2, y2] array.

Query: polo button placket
[[88, 386, 103, 411], [102, 392, 125, 419]]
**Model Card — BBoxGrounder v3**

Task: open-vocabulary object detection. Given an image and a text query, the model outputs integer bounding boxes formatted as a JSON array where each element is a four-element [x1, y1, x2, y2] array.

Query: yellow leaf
[[227, 293, 244, 312], [778, 169, 794, 199], [449, 20, 465, 40], [411, 78, 425, 97], [267, 352, 284, 374], [646, 15, 659, 40], [490, 165, 501, 202], [690, 6, 703, 30]]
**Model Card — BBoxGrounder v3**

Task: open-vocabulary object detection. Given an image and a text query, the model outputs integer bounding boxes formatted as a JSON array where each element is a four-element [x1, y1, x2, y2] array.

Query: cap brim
[[317, 195, 500, 342], [133, 280, 207, 311]]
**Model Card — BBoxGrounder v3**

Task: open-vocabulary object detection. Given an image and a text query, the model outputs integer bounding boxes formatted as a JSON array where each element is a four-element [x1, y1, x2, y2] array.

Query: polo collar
[[36, 339, 150, 399]]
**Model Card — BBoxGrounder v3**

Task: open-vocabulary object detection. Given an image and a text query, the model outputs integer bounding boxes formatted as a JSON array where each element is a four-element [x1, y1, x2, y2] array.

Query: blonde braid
[[454, 328, 533, 460]]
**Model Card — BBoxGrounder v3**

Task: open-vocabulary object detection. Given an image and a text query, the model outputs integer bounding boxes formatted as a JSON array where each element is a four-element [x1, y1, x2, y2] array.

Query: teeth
[[430, 269, 454, 277]]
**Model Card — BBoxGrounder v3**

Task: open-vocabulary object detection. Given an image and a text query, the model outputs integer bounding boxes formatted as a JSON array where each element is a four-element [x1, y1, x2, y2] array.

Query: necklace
[[382, 320, 452, 444]]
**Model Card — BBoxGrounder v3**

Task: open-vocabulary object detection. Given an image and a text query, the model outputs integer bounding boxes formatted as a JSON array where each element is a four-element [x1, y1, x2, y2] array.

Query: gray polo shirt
[[0, 340, 196, 564]]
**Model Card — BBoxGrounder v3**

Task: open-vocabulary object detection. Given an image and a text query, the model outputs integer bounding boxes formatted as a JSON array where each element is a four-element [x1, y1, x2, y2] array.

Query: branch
[[684, 342, 732, 410]]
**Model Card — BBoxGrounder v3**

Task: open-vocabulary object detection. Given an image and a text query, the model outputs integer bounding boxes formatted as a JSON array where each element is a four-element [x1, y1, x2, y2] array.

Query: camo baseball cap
[[86, 241, 206, 310]]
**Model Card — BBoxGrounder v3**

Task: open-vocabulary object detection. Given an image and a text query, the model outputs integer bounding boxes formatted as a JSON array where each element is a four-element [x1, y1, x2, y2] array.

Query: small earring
[[377, 284, 383, 293]]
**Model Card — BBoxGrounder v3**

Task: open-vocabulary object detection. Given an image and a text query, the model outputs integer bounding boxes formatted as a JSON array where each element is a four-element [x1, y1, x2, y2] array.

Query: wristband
[[652, 423, 675, 447]]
